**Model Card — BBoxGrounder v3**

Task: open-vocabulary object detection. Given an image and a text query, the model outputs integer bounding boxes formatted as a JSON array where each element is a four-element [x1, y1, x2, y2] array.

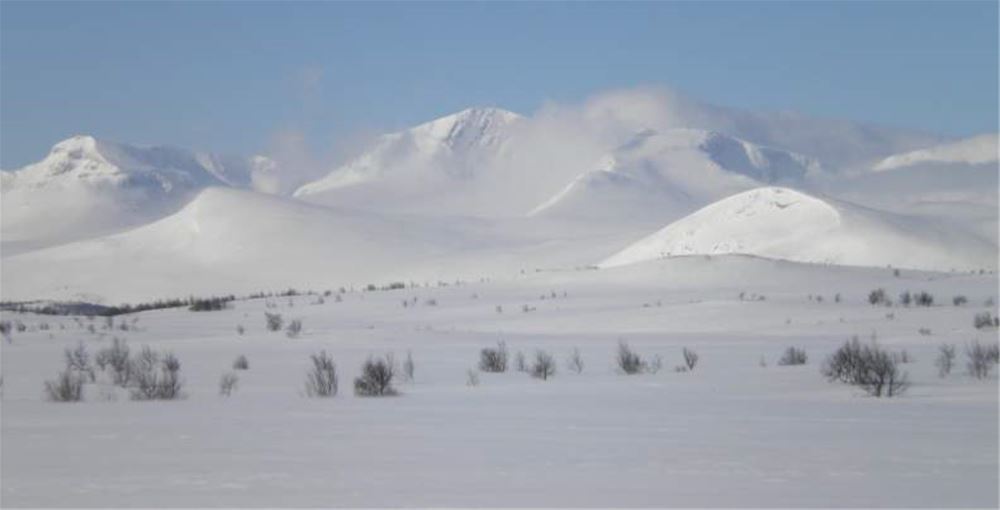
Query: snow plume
[[515, 86, 943, 171], [265, 127, 379, 196]]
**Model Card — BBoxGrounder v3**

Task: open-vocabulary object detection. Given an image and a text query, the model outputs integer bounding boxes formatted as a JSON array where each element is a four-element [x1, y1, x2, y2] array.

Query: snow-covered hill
[[599, 187, 997, 271], [1, 136, 282, 251], [873, 133, 998, 172], [529, 129, 821, 223]]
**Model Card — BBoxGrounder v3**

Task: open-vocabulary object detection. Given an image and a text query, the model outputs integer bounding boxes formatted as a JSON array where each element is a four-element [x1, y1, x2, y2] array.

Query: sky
[[1, 1, 997, 168]]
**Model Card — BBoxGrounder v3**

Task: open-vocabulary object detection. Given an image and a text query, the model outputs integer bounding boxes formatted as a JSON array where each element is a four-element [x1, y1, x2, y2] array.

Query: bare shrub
[[236, 324, 245, 336], [647, 354, 663, 374], [935, 344, 956, 377], [514, 351, 527, 372], [285, 319, 303, 338], [914, 291, 934, 307], [65, 342, 96, 382], [973, 312, 997, 329], [304, 351, 338, 397], [402, 351, 415, 382], [530, 350, 556, 380], [354, 354, 397, 396], [478, 341, 508, 373], [130, 352, 183, 400], [893, 349, 914, 364], [777, 346, 807, 366], [219, 372, 239, 397], [265, 312, 283, 332], [566, 348, 584, 374], [466, 369, 480, 387], [233, 355, 249, 370], [44, 370, 84, 402], [868, 288, 888, 306], [682, 347, 699, 371], [953, 295, 968, 306], [966, 340, 998, 379], [616, 340, 644, 375], [96, 337, 131, 386], [822, 337, 908, 397]]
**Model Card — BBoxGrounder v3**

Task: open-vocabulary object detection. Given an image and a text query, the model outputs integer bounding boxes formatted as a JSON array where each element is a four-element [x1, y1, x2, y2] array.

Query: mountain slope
[[599, 187, 997, 271], [1, 136, 281, 252], [0, 187, 486, 302], [529, 129, 821, 223], [873, 134, 998, 172]]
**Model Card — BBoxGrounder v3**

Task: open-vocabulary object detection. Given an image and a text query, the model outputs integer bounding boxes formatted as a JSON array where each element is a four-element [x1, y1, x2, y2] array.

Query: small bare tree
[[530, 350, 556, 380], [682, 347, 699, 371], [566, 348, 584, 374], [822, 337, 908, 397], [219, 372, 239, 397], [354, 354, 397, 396], [935, 343, 956, 377], [966, 340, 997, 379], [304, 351, 338, 397], [478, 341, 508, 372], [466, 369, 480, 387]]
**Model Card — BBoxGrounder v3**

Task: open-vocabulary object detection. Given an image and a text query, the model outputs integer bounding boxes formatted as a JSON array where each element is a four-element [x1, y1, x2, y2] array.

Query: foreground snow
[[2, 257, 997, 507]]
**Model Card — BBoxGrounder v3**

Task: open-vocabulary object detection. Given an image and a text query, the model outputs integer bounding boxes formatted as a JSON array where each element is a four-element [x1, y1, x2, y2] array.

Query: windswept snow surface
[[600, 187, 998, 271], [1, 256, 997, 507]]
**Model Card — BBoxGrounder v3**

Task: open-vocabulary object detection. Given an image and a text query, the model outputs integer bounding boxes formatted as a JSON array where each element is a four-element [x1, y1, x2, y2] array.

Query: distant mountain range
[[3, 91, 996, 302]]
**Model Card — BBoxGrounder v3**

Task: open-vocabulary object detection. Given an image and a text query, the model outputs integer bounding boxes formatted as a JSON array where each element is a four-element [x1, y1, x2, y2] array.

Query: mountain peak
[[49, 135, 105, 158], [410, 106, 522, 150]]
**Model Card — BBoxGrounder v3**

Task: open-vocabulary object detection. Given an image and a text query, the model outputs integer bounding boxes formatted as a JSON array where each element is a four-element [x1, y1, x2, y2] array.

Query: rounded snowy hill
[[599, 187, 998, 272]]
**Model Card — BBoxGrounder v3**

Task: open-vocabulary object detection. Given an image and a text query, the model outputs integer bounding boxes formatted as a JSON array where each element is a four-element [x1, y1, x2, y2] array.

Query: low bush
[[44, 370, 85, 402], [822, 337, 908, 397], [354, 354, 397, 396], [777, 346, 807, 366], [479, 341, 508, 373], [616, 340, 644, 375], [233, 355, 249, 370], [219, 372, 239, 397], [304, 351, 338, 397], [530, 350, 556, 380]]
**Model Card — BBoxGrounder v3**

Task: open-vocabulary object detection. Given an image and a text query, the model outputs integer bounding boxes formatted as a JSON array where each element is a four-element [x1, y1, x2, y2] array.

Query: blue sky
[[1, 1, 997, 168]]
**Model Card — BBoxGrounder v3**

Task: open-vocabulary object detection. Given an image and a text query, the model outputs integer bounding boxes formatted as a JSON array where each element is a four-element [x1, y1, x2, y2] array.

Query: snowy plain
[[1, 256, 997, 507], [1, 89, 998, 507]]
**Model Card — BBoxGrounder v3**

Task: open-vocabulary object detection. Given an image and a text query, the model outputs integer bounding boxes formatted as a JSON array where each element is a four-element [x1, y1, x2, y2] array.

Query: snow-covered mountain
[[293, 107, 526, 216], [1, 135, 281, 251], [600, 187, 997, 271], [529, 128, 821, 223], [873, 133, 998, 172]]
